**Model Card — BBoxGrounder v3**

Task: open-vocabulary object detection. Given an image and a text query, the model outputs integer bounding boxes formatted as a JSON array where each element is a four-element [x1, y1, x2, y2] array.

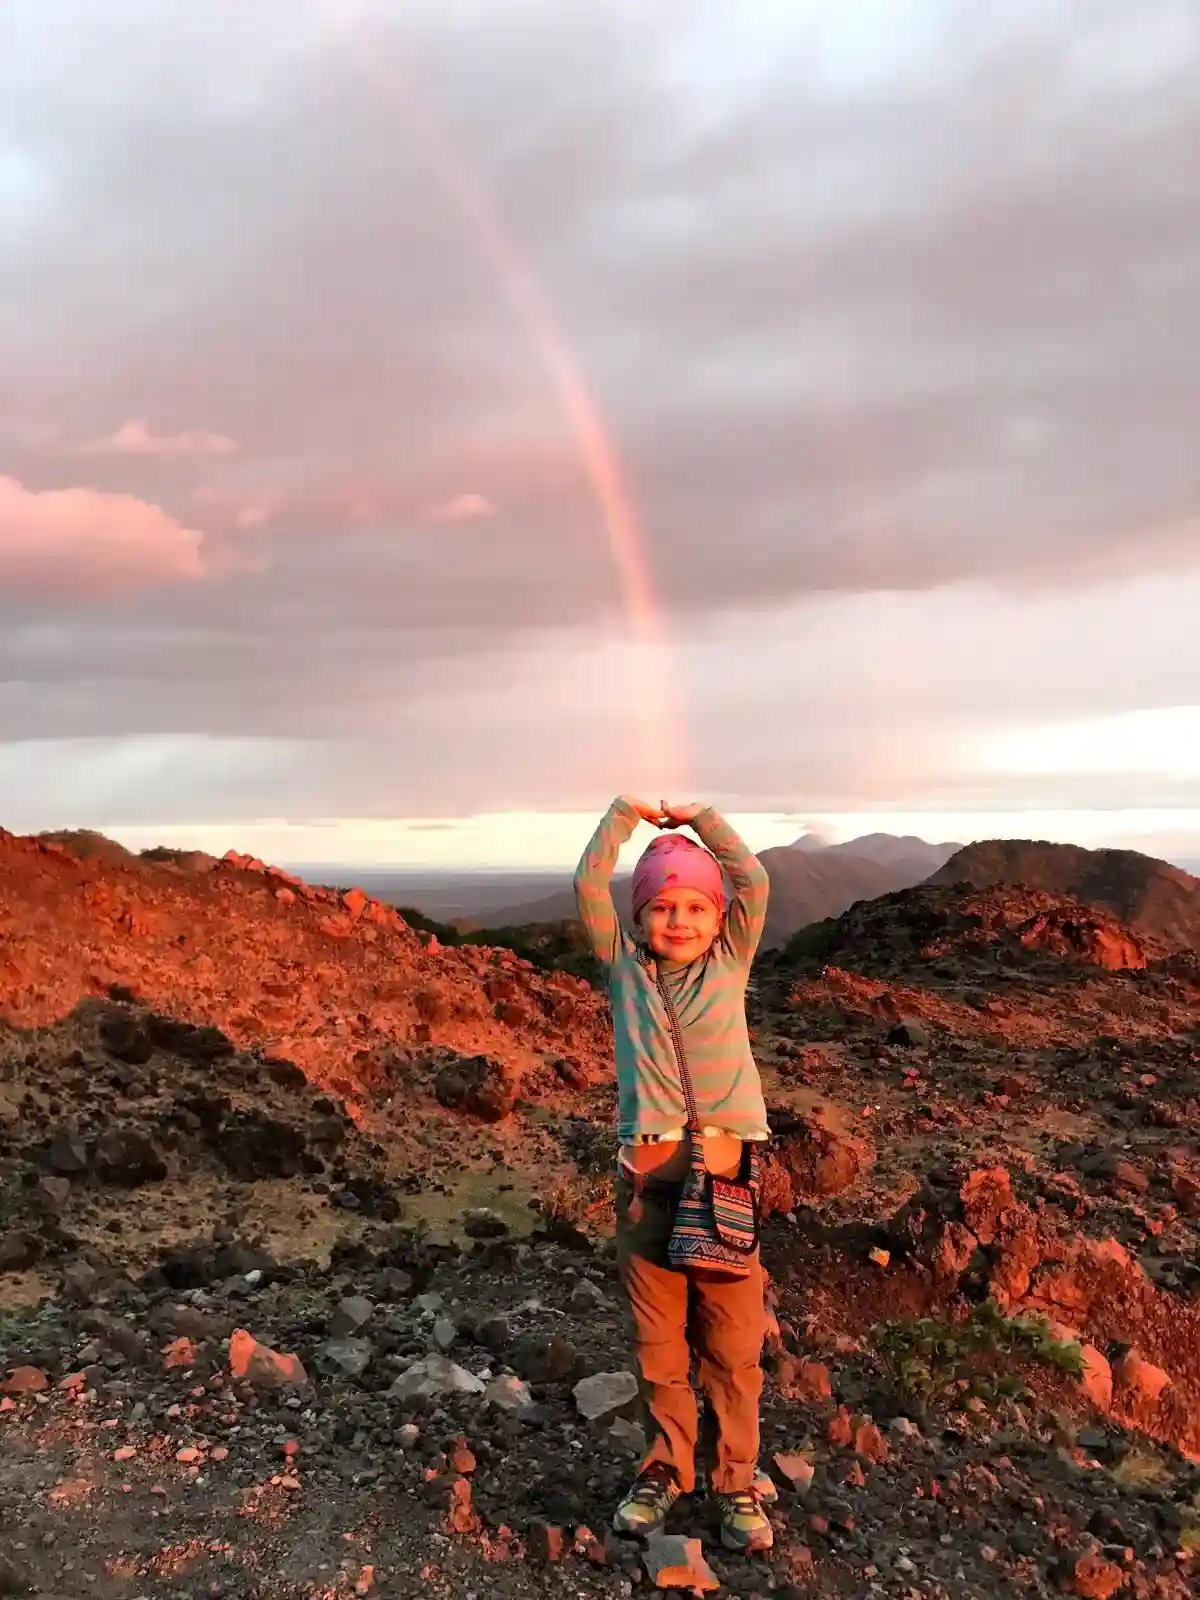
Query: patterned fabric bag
[[644, 954, 760, 1275]]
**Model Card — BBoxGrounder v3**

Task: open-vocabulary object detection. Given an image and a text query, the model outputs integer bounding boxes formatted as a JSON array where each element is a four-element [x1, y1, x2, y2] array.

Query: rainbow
[[349, 50, 686, 793]]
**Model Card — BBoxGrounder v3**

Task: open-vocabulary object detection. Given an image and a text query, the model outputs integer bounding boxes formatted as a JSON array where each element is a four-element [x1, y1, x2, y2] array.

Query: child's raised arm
[[573, 795, 659, 964], [674, 804, 770, 965]]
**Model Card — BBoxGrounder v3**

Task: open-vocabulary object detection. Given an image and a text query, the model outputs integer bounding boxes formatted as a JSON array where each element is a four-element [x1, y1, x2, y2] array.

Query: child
[[574, 795, 773, 1552]]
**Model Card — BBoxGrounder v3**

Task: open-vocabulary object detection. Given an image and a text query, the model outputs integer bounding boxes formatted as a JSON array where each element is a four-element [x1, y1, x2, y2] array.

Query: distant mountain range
[[451, 831, 963, 950], [31, 827, 1199, 955], [439, 832, 1200, 956]]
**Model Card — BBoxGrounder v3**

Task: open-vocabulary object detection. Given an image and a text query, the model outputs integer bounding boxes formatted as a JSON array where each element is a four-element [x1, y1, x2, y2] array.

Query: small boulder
[[1, 1365, 49, 1396], [886, 1019, 930, 1048], [330, 1295, 374, 1336], [434, 1054, 518, 1123], [462, 1207, 509, 1240], [228, 1329, 308, 1389], [45, 1132, 88, 1176], [1077, 1344, 1113, 1411], [432, 1316, 458, 1352], [0, 1552, 34, 1595], [511, 1332, 582, 1383], [146, 1014, 235, 1062], [608, 1417, 647, 1457], [318, 1337, 373, 1380], [568, 1277, 609, 1312], [1112, 1350, 1170, 1410], [772, 1451, 815, 1493], [98, 1010, 154, 1064], [388, 1355, 485, 1400], [37, 1176, 72, 1210], [1071, 1552, 1126, 1599], [214, 1112, 309, 1181], [62, 1259, 101, 1304], [485, 1375, 536, 1414], [573, 1370, 639, 1421], [94, 1129, 167, 1187], [342, 887, 368, 920], [527, 1522, 566, 1564], [642, 1535, 719, 1593], [475, 1314, 512, 1353], [266, 1057, 307, 1090], [1170, 1171, 1199, 1214], [0, 1229, 40, 1273]]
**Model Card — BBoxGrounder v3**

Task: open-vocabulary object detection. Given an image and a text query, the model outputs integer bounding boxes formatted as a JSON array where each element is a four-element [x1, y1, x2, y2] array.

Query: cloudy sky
[[2, 0, 1199, 868]]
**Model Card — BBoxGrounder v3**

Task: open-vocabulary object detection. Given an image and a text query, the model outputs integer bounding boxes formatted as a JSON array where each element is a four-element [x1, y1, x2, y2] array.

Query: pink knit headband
[[631, 833, 725, 921]]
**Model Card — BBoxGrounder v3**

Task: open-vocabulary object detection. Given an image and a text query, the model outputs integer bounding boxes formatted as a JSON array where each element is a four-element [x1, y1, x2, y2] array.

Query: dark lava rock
[[146, 1014, 235, 1062], [150, 1238, 279, 1291], [462, 1208, 509, 1240], [0, 1551, 34, 1595], [886, 1019, 931, 1048], [213, 1111, 312, 1180], [475, 1314, 513, 1353], [98, 1010, 154, 1064], [44, 1132, 88, 1175], [434, 1054, 518, 1123], [509, 1333, 584, 1384], [0, 1229, 41, 1272], [265, 1057, 308, 1090], [552, 1056, 590, 1091], [94, 1129, 167, 1187]]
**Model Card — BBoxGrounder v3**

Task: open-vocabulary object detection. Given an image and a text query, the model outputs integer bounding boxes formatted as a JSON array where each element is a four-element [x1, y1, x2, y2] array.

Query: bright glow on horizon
[[100, 807, 1200, 872]]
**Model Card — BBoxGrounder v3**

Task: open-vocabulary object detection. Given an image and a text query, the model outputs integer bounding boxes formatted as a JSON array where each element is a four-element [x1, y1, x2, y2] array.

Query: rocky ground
[[2, 832, 1199, 1597]]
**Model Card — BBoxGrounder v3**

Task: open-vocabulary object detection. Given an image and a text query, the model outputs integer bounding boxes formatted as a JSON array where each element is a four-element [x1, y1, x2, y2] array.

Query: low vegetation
[[398, 906, 605, 988], [873, 1299, 1086, 1409]]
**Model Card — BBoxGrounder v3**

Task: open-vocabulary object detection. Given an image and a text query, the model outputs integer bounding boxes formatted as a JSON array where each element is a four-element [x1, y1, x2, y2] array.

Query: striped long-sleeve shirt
[[573, 799, 771, 1141]]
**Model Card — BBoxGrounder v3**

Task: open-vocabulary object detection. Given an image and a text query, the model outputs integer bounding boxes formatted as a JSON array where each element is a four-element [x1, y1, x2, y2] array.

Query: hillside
[[765, 879, 1162, 978], [930, 839, 1200, 951], [463, 831, 961, 949], [2, 824, 1199, 1599], [0, 826, 610, 1133]]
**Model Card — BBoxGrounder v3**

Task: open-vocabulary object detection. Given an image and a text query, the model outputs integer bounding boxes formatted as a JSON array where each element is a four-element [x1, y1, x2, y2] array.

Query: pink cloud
[[0, 475, 208, 597], [192, 483, 281, 528], [428, 492, 497, 523], [81, 418, 239, 459]]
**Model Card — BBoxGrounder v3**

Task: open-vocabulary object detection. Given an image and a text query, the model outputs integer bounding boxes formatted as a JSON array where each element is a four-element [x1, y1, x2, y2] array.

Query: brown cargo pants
[[615, 1165, 766, 1494]]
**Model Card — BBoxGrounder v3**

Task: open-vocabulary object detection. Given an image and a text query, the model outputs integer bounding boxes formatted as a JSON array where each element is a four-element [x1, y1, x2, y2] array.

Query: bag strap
[[643, 949, 702, 1133]]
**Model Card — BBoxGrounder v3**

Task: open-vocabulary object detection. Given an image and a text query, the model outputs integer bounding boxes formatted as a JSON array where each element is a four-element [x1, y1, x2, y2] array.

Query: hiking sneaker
[[753, 1469, 778, 1505], [713, 1487, 774, 1551], [613, 1463, 684, 1537]]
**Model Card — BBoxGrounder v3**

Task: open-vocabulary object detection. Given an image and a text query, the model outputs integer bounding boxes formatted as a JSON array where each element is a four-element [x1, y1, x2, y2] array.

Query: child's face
[[636, 887, 721, 964]]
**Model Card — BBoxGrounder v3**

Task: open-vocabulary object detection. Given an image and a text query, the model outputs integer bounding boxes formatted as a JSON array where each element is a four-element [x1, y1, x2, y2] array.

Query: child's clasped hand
[[620, 796, 705, 830]]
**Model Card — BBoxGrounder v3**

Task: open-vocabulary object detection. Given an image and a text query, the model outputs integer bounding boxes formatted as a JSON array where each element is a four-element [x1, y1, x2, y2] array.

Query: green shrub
[[396, 909, 606, 990], [777, 918, 840, 966], [873, 1298, 1085, 1409]]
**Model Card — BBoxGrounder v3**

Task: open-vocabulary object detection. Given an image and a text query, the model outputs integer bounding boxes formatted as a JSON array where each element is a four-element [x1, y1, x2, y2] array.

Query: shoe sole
[[613, 1500, 680, 1538], [719, 1526, 774, 1552], [612, 1514, 666, 1538]]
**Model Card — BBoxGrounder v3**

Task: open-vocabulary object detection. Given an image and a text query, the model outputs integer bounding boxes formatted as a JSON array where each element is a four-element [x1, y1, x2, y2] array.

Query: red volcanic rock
[[1, 1365, 48, 1396], [228, 1329, 308, 1389], [1077, 1344, 1114, 1411], [1071, 1552, 1126, 1599], [1016, 909, 1147, 970], [1111, 1349, 1171, 1411], [761, 1105, 871, 1215]]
